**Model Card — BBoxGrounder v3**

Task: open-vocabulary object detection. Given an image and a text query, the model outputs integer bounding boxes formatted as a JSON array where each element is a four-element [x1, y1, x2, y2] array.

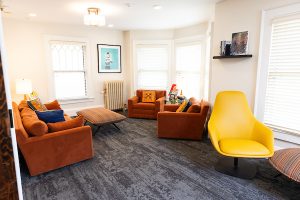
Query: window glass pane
[[54, 72, 86, 99], [137, 46, 168, 70], [136, 44, 170, 89], [176, 45, 201, 72], [138, 71, 168, 90], [264, 17, 300, 134], [51, 43, 84, 71], [175, 44, 202, 99], [176, 72, 201, 99]]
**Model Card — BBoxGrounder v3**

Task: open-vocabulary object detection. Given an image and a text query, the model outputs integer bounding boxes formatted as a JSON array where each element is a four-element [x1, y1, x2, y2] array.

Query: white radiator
[[104, 80, 124, 110]]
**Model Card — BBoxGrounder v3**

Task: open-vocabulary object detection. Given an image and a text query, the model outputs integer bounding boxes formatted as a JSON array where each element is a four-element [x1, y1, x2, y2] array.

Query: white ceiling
[[2, 0, 220, 30]]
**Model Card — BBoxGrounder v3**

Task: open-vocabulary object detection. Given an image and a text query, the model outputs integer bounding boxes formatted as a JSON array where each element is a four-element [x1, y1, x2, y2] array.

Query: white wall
[[3, 18, 125, 114], [174, 22, 209, 39], [211, 0, 300, 149], [210, 0, 300, 109]]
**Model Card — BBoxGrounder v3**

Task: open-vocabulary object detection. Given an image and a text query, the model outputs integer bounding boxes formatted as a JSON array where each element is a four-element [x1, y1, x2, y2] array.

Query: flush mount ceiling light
[[84, 7, 105, 26], [153, 5, 162, 10]]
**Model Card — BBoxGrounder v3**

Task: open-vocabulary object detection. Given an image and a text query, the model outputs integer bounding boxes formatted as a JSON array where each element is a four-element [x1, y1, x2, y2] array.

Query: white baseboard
[[64, 105, 104, 116]]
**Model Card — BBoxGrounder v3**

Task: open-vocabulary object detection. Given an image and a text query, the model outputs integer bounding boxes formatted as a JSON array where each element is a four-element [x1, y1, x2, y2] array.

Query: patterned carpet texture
[[20, 117, 300, 200]]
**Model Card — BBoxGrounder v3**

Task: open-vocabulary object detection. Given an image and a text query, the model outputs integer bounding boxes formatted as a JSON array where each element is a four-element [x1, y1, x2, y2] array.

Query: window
[[264, 16, 300, 135], [256, 4, 300, 143], [49, 41, 88, 100], [136, 44, 170, 90], [175, 44, 202, 99]]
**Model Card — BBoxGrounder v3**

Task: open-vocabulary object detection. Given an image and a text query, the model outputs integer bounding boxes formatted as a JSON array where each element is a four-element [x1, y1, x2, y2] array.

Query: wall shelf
[[213, 55, 252, 59]]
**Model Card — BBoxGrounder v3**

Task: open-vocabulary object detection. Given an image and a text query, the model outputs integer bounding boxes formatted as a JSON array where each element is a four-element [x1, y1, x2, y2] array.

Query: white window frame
[[255, 3, 300, 144], [133, 40, 172, 91], [174, 36, 206, 99], [44, 35, 94, 104]]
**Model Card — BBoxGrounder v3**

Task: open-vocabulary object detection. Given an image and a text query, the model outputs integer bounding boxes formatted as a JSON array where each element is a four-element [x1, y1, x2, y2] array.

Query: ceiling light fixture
[[84, 7, 105, 26], [153, 5, 162, 10]]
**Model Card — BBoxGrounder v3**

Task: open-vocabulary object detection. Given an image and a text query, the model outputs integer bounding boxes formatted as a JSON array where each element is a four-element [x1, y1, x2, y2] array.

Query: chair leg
[[93, 126, 101, 136], [112, 123, 120, 130], [214, 157, 257, 179]]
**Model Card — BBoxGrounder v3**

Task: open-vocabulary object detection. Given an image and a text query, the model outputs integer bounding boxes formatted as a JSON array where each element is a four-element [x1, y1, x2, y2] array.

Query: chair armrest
[[128, 96, 139, 106], [163, 104, 180, 112], [252, 120, 274, 156], [208, 120, 221, 153], [155, 97, 165, 112]]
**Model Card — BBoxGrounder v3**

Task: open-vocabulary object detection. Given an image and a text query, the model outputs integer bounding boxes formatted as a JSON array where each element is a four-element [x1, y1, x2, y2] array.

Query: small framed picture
[[231, 31, 249, 55], [97, 44, 121, 73]]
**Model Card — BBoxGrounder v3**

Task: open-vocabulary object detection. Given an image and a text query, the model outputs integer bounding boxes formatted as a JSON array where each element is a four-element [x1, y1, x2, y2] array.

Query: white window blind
[[264, 17, 300, 135], [136, 45, 169, 89], [50, 41, 88, 100], [175, 44, 202, 99]]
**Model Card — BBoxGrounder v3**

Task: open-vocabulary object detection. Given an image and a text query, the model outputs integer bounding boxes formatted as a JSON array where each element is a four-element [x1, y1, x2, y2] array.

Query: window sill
[[58, 97, 94, 105], [274, 131, 300, 145]]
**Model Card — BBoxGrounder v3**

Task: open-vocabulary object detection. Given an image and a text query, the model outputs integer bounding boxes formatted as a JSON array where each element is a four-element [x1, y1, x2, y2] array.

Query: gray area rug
[[20, 117, 300, 200]]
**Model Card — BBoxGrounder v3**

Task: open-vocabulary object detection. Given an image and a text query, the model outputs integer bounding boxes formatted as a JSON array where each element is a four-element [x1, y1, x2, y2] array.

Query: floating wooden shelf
[[213, 55, 253, 59]]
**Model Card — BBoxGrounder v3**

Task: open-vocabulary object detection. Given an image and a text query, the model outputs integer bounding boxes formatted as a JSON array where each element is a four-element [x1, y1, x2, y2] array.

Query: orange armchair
[[157, 99, 210, 140], [128, 90, 166, 119]]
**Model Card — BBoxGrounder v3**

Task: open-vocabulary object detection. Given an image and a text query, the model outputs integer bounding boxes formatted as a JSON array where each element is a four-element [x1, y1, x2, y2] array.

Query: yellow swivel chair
[[208, 91, 274, 179]]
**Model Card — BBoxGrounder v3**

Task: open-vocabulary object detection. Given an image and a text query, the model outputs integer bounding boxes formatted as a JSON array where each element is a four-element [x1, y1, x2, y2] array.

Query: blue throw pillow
[[182, 101, 192, 112], [35, 110, 65, 123]]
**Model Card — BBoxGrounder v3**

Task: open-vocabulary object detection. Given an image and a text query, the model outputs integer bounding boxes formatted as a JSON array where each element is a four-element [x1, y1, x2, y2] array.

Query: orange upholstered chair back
[[12, 102, 29, 144], [136, 90, 166, 102]]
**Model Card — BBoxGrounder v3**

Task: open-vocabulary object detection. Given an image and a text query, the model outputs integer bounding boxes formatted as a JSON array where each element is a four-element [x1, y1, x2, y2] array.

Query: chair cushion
[[269, 148, 300, 182], [44, 100, 62, 110], [35, 110, 65, 123], [176, 101, 187, 112], [142, 91, 156, 103], [182, 101, 192, 112], [21, 108, 48, 136], [132, 103, 155, 110], [219, 139, 270, 156], [47, 116, 84, 132], [187, 104, 201, 113], [27, 98, 48, 111]]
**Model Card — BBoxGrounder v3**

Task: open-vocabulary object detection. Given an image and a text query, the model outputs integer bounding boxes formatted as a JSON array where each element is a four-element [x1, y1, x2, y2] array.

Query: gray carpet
[[20, 117, 300, 200]]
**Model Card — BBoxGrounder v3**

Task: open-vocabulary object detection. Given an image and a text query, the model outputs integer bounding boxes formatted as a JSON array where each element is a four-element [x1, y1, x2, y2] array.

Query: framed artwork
[[230, 31, 249, 55], [97, 44, 121, 73]]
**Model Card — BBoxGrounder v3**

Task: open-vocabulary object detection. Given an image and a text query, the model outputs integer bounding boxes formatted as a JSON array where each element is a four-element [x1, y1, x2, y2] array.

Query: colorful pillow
[[27, 98, 47, 111], [47, 116, 84, 132], [35, 110, 65, 123], [176, 101, 188, 112], [142, 91, 156, 103], [182, 101, 192, 112], [44, 100, 62, 110], [187, 104, 201, 113], [21, 108, 48, 136]]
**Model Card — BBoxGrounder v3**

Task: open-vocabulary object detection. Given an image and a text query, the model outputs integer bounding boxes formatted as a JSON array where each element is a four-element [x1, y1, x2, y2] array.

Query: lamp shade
[[16, 78, 32, 94]]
